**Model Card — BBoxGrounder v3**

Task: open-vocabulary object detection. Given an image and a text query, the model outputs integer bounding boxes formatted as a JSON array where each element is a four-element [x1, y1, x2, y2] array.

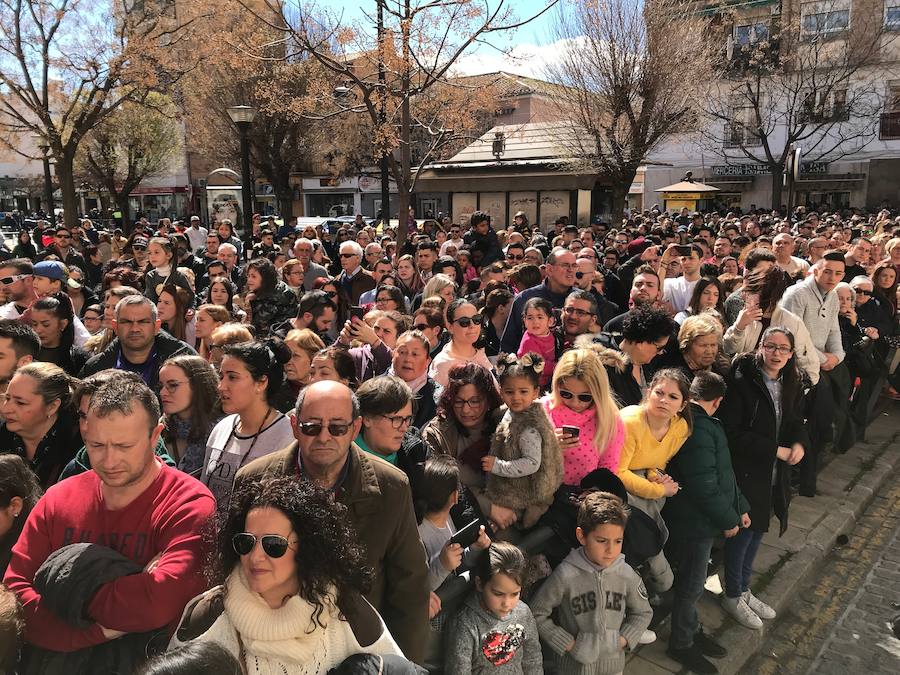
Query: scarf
[[387, 365, 428, 393], [224, 567, 337, 664]]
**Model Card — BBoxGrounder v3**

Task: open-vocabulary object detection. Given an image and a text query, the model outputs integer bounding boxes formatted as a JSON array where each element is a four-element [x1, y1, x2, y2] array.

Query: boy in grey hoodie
[[531, 491, 653, 675]]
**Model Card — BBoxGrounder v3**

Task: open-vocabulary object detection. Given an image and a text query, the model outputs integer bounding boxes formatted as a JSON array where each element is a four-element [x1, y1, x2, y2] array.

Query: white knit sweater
[[174, 569, 403, 674]]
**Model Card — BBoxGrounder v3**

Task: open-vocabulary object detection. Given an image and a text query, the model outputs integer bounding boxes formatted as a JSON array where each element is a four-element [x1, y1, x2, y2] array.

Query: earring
[[13, 512, 20, 518]]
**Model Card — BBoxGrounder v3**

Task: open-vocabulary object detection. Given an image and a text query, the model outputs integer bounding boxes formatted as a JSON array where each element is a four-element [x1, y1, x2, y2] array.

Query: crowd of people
[[0, 204, 897, 675]]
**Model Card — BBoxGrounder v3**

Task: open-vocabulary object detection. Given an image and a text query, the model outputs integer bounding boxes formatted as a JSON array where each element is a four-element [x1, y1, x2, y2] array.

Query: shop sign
[[711, 162, 829, 177]]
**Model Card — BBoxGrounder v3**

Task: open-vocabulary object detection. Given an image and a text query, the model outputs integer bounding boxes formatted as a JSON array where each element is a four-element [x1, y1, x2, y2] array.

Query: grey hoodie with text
[[530, 549, 652, 675]]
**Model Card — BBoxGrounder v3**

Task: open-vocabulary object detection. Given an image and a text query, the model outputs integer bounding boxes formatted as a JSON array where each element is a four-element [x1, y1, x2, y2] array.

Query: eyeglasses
[[563, 306, 594, 317], [378, 413, 413, 429], [507, 254, 524, 261], [559, 389, 593, 403], [158, 380, 187, 394], [232, 533, 296, 558], [451, 314, 482, 327], [413, 322, 429, 330], [339, 253, 358, 258], [453, 396, 484, 409], [761, 343, 793, 355], [376, 296, 393, 303], [0, 274, 31, 285], [326, 290, 338, 298], [855, 289, 873, 296], [297, 421, 352, 437]]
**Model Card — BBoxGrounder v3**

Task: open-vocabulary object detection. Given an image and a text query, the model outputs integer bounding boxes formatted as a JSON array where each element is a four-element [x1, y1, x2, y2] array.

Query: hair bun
[[266, 338, 292, 367]]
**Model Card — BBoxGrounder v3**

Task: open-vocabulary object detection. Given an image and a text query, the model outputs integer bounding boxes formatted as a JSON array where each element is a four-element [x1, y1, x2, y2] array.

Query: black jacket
[[0, 410, 81, 488], [78, 330, 197, 390], [20, 543, 166, 675], [411, 378, 438, 431], [716, 354, 809, 535]]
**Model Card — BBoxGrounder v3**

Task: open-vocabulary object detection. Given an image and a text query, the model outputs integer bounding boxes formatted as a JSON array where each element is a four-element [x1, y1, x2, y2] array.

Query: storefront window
[[307, 193, 354, 217]]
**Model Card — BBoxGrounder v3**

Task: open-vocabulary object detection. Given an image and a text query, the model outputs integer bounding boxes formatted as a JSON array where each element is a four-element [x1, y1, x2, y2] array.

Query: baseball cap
[[190, 215, 200, 222], [133, 236, 149, 249], [33, 260, 67, 281]]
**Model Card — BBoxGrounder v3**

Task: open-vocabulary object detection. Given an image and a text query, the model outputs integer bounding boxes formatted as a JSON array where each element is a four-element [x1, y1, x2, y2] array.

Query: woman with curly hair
[[171, 477, 403, 672]]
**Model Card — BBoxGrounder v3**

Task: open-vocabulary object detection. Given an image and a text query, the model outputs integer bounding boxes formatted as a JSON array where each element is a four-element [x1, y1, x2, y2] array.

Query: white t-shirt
[[201, 412, 295, 506], [663, 276, 700, 314]]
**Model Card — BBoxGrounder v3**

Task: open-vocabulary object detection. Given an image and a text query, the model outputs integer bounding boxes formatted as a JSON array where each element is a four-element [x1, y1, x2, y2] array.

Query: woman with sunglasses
[[716, 327, 807, 629], [159, 355, 223, 476], [201, 342, 295, 506], [422, 363, 512, 528], [542, 347, 625, 487], [172, 477, 402, 670], [429, 298, 495, 388]]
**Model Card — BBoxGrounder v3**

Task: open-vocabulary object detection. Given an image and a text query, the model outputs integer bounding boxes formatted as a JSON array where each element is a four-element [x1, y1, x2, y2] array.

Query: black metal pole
[[42, 153, 53, 218], [378, 0, 390, 225], [238, 123, 253, 239]]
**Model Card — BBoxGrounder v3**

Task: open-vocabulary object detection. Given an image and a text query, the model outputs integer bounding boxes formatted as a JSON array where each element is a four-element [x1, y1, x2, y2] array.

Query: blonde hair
[[550, 348, 619, 459], [678, 313, 722, 351], [197, 304, 230, 325], [210, 322, 253, 347], [422, 273, 456, 301], [285, 328, 326, 361]]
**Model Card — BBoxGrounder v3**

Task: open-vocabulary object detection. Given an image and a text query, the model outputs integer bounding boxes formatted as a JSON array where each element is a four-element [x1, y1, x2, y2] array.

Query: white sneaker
[[639, 629, 657, 644], [721, 595, 762, 629], [743, 590, 776, 620]]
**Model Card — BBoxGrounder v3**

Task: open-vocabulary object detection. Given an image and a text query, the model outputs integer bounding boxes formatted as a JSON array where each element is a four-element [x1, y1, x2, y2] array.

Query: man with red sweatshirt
[[3, 377, 215, 655]]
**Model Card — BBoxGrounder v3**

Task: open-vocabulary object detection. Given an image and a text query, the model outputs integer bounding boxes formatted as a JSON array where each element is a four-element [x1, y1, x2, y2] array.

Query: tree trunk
[[609, 182, 628, 225], [770, 168, 784, 212], [272, 174, 293, 222], [56, 150, 78, 228], [115, 192, 132, 233]]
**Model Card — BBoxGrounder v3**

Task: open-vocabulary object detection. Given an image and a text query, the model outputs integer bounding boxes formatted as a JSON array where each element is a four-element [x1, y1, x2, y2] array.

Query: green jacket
[[59, 436, 176, 482], [663, 403, 749, 539]]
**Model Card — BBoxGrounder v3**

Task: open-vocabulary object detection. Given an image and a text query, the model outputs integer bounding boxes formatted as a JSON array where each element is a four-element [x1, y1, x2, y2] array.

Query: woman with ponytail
[[0, 362, 80, 488], [201, 340, 295, 506]]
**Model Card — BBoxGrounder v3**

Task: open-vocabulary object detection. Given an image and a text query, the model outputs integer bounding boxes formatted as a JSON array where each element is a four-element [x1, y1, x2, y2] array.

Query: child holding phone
[[542, 348, 625, 488], [418, 455, 491, 593], [483, 353, 564, 528]]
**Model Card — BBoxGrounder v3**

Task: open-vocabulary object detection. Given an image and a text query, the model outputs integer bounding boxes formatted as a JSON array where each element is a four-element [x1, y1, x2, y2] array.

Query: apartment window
[[801, 2, 850, 36], [734, 21, 769, 45], [887, 5, 900, 29], [725, 106, 762, 148], [799, 89, 849, 122]]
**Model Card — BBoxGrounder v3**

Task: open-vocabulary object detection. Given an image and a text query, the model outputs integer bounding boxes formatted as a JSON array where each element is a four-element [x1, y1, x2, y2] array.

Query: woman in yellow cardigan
[[618, 368, 692, 598]]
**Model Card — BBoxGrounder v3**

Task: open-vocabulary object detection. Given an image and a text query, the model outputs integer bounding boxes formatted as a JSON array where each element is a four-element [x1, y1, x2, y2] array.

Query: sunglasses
[[507, 254, 524, 261], [297, 421, 351, 437], [326, 290, 338, 298], [0, 274, 31, 285], [413, 322, 429, 330], [339, 253, 358, 258], [559, 389, 594, 404], [855, 289, 873, 296], [232, 533, 295, 558], [451, 314, 482, 327]]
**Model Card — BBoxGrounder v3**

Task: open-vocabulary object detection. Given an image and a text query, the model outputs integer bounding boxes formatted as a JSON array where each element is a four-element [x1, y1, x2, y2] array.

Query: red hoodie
[[3, 461, 215, 652]]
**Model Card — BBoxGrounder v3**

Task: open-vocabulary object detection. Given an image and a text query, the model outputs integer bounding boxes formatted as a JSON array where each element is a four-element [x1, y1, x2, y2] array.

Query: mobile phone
[[350, 305, 365, 321], [449, 519, 483, 548], [562, 425, 580, 438], [675, 245, 693, 257]]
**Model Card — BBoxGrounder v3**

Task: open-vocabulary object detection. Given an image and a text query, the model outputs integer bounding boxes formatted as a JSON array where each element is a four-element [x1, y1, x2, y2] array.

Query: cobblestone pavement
[[743, 480, 900, 675]]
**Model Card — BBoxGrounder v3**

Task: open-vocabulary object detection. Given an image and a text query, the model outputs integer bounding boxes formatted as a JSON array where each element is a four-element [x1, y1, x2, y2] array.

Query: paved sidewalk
[[624, 404, 900, 675]]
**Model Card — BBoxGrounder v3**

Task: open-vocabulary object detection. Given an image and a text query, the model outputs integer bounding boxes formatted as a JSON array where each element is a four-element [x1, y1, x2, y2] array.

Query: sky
[[320, 0, 566, 78]]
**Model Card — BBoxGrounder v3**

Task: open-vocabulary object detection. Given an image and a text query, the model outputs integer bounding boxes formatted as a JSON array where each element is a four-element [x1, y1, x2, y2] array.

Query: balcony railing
[[880, 111, 900, 140]]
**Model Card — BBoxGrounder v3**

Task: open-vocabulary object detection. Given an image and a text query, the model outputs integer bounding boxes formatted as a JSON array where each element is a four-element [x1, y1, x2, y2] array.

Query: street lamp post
[[377, 0, 390, 226], [31, 133, 54, 218], [226, 105, 257, 238]]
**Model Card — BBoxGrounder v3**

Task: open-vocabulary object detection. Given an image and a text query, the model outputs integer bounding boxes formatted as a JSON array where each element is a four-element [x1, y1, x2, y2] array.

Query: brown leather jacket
[[234, 442, 429, 664]]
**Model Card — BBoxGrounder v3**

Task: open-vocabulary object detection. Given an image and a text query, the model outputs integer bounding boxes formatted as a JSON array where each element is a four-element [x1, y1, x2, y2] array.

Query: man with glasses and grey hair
[[501, 246, 576, 352], [236, 379, 429, 664], [337, 240, 376, 304], [79, 295, 196, 389]]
